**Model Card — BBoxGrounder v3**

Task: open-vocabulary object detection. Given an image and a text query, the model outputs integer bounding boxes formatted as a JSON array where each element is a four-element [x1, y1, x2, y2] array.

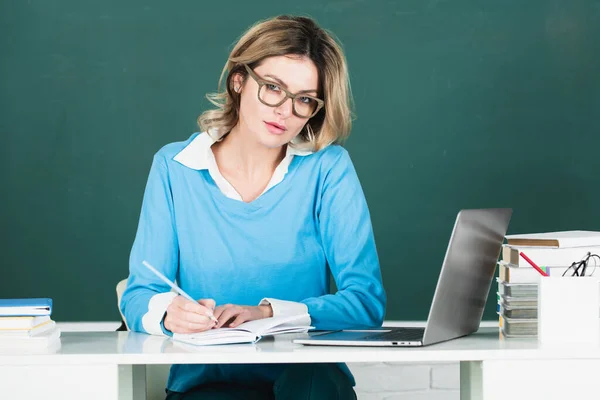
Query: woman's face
[[235, 55, 320, 149]]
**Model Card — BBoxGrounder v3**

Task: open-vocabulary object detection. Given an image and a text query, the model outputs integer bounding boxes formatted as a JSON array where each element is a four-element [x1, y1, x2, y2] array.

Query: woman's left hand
[[212, 303, 273, 328]]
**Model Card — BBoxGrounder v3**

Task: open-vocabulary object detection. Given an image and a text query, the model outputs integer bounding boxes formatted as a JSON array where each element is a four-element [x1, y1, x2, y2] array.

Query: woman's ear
[[232, 73, 244, 93]]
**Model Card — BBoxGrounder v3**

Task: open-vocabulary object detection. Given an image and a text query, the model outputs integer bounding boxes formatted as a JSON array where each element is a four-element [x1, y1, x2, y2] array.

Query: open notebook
[[172, 314, 312, 346]]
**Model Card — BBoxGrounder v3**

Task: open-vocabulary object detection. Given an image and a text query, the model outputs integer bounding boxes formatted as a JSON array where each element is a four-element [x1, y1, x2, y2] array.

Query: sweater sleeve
[[119, 154, 179, 335], [301, 148, 387, 330], [258, 298, 311, 326]]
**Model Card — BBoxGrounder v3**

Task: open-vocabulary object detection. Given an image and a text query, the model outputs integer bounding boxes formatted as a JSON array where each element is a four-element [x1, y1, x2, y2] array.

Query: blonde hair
[[198, 15, 354, 151]]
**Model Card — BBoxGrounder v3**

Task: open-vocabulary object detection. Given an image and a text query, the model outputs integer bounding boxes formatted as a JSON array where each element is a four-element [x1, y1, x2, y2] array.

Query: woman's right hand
[[164, 296, 217, 334]]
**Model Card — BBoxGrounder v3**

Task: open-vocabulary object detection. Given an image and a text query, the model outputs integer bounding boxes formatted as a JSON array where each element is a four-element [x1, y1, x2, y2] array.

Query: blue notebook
[[0, 298, 53, 316]]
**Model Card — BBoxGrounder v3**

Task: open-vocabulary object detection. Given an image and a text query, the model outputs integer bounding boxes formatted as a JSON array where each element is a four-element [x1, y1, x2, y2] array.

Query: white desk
[[1, 328, 599, 400]]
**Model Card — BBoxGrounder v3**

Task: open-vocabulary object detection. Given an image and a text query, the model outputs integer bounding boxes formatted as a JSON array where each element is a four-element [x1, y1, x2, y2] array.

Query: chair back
[[116, 279, 130, 331]]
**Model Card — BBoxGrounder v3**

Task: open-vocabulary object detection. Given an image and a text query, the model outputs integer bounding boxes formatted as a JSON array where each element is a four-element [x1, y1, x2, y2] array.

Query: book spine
[[507, 237, 600, 248], [498, 264, 572, 283]]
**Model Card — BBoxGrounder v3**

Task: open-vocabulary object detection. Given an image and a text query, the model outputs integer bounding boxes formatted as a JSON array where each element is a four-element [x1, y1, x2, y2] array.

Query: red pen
[[519, 252, 549, 277]]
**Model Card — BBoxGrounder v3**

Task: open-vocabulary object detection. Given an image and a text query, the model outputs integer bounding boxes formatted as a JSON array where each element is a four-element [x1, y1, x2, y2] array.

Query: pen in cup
[[519, 252, 549, 277], [142, 260, 218, 322]]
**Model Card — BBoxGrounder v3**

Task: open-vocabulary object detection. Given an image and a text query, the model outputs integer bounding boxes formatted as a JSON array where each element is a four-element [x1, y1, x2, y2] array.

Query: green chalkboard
[[1, 1, 599, 322]]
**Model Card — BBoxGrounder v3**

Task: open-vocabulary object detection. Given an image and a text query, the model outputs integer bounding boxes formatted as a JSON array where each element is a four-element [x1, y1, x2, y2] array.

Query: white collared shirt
[[173, 132, 313, 201]]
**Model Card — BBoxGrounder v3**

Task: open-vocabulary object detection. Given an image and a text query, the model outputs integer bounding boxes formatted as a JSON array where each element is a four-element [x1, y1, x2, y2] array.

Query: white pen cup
[[538, 276, 600, 345]]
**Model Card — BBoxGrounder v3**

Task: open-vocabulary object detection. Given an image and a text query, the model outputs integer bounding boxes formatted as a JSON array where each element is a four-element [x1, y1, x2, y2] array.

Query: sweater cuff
[[141, 292, 178, 336], [259, 298, 311, 325]]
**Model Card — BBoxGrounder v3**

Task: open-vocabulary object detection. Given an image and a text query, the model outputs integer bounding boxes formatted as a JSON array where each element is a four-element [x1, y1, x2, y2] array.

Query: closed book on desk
[[0, 320, 56, 337], [505, 231, 600, 248], [0, 316, 50, 330], [173, 314, 312, 346], [0, 298, 52, 316], [498, 262, 571, 283], [0, 325, 61, 349]]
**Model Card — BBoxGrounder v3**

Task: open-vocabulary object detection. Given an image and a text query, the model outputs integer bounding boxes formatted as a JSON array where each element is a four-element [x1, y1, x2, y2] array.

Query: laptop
[[294, 208, 512, 347]]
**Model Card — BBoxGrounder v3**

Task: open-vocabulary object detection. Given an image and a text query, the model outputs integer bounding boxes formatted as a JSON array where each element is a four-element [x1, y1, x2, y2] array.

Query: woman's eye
[[266, 84, 280, 92], [299, 97, 312, 104]]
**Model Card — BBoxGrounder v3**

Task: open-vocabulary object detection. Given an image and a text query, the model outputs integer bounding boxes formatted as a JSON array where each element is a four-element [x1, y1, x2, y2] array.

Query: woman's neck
[[212, 125, 286, 182]]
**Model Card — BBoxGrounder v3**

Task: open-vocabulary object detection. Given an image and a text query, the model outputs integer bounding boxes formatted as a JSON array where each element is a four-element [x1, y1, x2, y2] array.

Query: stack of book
[[0, 298, 61, 349], [497, 231, 600, 338]]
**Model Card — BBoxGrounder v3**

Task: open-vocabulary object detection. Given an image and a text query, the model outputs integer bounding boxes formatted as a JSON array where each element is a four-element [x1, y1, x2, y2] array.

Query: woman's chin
[[257, 131, 293, 149]]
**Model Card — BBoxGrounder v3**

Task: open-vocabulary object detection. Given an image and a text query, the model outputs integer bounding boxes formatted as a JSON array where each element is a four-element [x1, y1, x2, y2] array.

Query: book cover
[[0, 298, 53, 316], [505, 231, 600, 248]]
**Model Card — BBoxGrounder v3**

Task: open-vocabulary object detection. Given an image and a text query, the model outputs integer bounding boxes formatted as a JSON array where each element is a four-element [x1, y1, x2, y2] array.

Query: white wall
[[350, 362, 459, 400]]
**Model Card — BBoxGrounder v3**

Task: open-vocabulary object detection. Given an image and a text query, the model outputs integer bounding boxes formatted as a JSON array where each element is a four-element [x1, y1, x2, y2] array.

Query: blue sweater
[[121, 133, 386, 392]]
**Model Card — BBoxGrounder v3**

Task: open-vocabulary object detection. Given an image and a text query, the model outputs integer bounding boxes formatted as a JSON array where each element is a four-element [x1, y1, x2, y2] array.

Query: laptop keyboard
[[362, 328, 425, 341]]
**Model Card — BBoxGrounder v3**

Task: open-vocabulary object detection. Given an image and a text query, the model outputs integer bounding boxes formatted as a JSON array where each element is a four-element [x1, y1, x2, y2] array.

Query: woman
[[121, 15, 386, 399]]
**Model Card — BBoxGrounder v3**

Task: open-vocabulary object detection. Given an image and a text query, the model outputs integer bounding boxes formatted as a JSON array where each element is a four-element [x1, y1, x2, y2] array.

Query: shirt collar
[[173, 131, 313, 171]]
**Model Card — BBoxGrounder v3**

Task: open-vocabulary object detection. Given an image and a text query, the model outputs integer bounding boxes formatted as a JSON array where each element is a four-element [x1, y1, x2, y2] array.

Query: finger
[[212, 306, 226, 321], [181, 310, 214, 324], [172, 296, 193, 308], [171, 320, 213, 334], [215, 307, 241, 329], [228, 313, 250, 328], [214, 309, 235, 329], [212, 304, 234, 321], [184, 320, 214, 332], [166, 306, 214, 329], [171, 311, 215, 331], [179, 299, 215, 318], [171, 296, 208, 317], [198, 298, 216, 312]]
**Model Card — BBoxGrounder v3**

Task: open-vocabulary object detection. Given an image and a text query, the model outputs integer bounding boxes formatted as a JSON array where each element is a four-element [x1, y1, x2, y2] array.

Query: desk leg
[[119, 364, 147, 400], [460, 361, 482, 400], [461, 359, 600, 400]]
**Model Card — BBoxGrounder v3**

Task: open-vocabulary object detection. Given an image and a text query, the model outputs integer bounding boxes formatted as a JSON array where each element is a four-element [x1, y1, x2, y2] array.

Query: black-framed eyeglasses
[[243, 64, 324, 119]]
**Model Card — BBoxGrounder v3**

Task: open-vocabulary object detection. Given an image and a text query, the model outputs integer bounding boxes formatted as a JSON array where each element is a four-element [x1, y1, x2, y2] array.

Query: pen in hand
[[142, 260, 218, 322]]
